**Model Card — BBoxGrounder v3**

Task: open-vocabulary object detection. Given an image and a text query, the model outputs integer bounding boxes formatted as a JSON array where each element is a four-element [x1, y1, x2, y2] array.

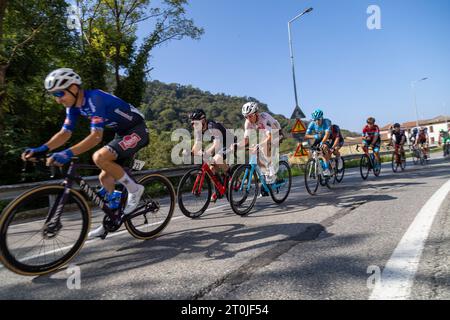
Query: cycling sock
[[118, 173, 139, 193]]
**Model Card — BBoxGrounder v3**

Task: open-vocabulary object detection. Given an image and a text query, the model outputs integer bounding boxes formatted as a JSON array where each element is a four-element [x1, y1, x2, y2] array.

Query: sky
[[135, 0, 450, 132]]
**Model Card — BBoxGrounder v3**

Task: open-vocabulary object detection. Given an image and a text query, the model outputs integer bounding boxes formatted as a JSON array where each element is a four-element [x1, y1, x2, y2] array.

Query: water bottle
[[108, 191, 122, 210], [96, 186, 109, 200], [319, 159, 325, 170]]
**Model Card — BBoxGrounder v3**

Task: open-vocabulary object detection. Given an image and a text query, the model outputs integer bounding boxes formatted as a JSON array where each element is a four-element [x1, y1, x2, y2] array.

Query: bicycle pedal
[[259, 190, 269, 197]]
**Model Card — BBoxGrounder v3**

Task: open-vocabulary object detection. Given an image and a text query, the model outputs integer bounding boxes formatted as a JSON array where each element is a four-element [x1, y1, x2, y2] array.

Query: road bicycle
[[417, 144, 430, 164], [391, 144, 406, 173], [228, 145, 292, 216], [410, 145, 423, 165], [177, 150, 240, 218], [304, 143, 342, 195], [329, 148, 345, 184], [0, 156, 175, 276], [356, 144, 381, 180]]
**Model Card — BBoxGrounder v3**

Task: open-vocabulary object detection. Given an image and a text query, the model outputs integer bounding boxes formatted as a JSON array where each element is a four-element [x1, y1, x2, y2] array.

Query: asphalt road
[[0, 154, 449, 300]]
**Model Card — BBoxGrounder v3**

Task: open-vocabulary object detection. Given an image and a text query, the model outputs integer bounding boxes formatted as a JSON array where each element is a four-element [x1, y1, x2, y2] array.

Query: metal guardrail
[[0, 146, 438, 201], [0, 165, 197, 201]]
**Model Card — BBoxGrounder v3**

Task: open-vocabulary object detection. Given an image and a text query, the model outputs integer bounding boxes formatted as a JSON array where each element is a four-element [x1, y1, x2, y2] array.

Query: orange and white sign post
[[291, 118, 308, 158], [294, 142, 309, 158]]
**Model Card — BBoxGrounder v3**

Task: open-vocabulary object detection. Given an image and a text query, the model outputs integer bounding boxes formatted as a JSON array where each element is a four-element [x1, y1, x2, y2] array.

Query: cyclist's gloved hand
[[22, 145, 49, 160], [314, 134, 320, 140], [49, 149, 74, 166]]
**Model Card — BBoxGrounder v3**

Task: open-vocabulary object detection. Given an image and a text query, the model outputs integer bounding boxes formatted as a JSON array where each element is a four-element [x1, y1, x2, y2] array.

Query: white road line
[[370, 178, 450, 300]]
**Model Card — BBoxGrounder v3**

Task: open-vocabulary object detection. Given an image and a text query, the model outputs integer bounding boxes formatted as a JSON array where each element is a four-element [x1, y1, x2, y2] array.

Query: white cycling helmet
[[44, 68, 82, 92], [242, 102, 259, 117]]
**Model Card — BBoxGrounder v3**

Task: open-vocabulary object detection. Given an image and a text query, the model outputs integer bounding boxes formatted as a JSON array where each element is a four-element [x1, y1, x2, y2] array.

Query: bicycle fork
[[43, 185, 72, 239]]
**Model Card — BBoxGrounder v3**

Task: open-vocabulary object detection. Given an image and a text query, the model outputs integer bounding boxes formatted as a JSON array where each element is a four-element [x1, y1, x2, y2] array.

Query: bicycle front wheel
[[373, 158, 381, 177], [125, 174, 175, 240], [0, 185, 90, 276], [360, 155, 370, 180], [391, 152, 399, 173], [229, 165, 259, 216], [305, 159, 319, 195], [177, 168, 211, 219]]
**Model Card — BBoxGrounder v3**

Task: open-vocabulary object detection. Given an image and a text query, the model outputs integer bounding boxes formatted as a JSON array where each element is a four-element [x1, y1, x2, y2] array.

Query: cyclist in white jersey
[[234, 102, 283, 183]]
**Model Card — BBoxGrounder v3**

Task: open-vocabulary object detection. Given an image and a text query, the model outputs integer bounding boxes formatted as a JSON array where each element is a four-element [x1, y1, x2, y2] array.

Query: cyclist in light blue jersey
[[305, 109, 333, 177]]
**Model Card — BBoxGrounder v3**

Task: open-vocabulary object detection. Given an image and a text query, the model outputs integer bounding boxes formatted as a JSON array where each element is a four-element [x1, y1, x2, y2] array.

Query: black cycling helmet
[[393, 123, 401, 128], [189, 109, 206, 121]]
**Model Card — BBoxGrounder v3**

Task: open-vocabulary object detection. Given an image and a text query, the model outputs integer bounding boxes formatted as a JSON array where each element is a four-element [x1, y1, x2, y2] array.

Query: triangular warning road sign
[[290, 105, 306, 119], [291, 119, 307, 134], [294, 143, 309, 157]]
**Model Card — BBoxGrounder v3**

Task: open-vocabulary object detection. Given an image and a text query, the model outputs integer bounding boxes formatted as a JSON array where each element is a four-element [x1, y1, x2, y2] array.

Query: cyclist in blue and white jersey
[[21, 68, 149, 239]]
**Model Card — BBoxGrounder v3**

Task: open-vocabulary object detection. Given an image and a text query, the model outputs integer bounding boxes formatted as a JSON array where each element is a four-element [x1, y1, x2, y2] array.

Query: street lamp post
[[288, 7, 313, 113], [411, 77, 428, 128]]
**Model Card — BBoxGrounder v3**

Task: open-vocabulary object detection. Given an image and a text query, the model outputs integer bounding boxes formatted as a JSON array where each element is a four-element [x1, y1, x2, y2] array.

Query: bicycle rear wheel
[[269, 161, 292, 204], [177, 168, 211, 218], [125, 174, 175, 240], [335, 157, 345, 183], [0, 185, 90, 276]]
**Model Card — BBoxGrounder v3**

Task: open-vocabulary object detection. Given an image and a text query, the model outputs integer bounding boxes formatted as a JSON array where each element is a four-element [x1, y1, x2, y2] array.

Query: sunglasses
[[51, 91, 65, 98]]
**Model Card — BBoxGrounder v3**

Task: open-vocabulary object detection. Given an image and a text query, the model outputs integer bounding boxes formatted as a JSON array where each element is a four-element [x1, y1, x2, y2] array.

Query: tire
[[335, 157, 345, 183], [0, 185, 90, 276], [373, 158, 381, 177], [125, 174, 175, 240], [228, 165, 259, 216], [412, 150, 419, 165], [305, 159, 319, 195], [360, 155, 370, 180], [177, 168, 211, 218], [400, 154, 406, 171], [224, 164, 242, 202], [391, 152, 398, 173], [269, 161, 292, 204]]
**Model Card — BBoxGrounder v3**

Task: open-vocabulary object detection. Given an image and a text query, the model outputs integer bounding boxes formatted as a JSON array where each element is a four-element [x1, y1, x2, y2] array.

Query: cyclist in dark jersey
[[21, 68, 149, 238], [189, 109, 231, 202], [326, 124, 345, 158], [390, 123, 407, 160]]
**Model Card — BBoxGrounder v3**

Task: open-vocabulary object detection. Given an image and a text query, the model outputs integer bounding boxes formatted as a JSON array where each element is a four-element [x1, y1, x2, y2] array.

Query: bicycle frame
[[309, 145, 334, 177], [361, 145, 378, 168], [239, 154, 287, 193], [47, 161, 144, 227], [393, 144, 404, 163], [192, 162, 227, 197]]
